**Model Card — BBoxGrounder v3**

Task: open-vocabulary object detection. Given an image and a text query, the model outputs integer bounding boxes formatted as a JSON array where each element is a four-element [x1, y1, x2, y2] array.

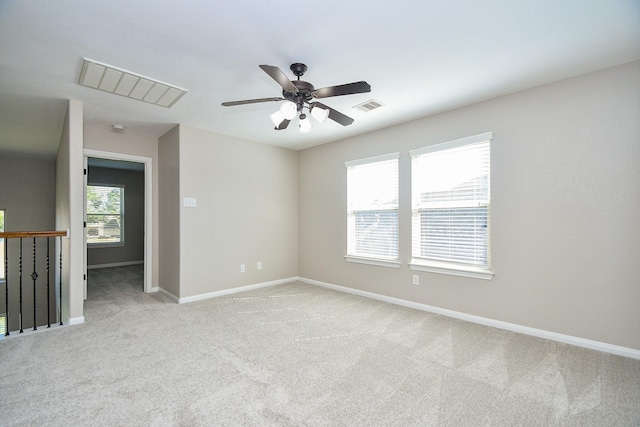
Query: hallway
[[85, 265, 168, 320]]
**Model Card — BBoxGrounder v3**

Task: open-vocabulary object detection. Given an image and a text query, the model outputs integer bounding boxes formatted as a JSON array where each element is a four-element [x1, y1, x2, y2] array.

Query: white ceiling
[[0, 0, 638, 158]]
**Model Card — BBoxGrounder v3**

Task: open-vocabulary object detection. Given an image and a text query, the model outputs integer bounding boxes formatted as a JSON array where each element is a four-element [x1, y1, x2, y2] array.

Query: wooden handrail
[[0, 231, 68, 239]]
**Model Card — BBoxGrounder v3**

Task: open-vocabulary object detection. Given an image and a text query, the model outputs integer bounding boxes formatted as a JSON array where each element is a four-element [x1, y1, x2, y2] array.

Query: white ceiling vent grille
[[354, 99, 383, 112], [78, 58, 188, 108]]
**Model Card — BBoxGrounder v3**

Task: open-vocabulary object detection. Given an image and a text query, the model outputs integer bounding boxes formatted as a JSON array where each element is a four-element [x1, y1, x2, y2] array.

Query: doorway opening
[[83, 150, 153, 297]]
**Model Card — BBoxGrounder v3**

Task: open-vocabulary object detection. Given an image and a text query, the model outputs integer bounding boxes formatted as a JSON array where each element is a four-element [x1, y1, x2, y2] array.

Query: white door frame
[[83, 149, 153, 293], [83, 155, 88, 299]]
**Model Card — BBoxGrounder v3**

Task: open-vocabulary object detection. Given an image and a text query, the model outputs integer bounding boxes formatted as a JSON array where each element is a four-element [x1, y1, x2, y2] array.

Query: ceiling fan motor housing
[[282, 80, 316, 97], [284, 79, 315, 111]]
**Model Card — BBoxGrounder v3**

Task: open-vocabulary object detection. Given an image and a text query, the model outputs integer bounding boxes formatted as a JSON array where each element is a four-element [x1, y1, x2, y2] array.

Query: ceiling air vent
[[78, 58, 188, 108], [354, 99, 383, 112]]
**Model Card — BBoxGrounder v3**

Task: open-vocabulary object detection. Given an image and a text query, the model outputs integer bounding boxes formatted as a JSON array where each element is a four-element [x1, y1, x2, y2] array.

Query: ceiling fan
[[221, 63, 371, 132]]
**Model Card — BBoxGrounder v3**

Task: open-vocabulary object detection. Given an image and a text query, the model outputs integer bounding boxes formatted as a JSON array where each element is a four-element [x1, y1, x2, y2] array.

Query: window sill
[[88, 242, 126, 248], [409, 259, 494, 280], [345, 255, 401, 269]]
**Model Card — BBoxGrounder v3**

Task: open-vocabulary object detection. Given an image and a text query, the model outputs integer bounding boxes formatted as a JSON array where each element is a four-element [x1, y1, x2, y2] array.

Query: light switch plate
[[183, 197, 197, 207]]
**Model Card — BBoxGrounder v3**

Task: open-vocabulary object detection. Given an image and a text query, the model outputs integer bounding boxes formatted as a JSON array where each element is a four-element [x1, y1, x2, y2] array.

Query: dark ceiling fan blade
[[221, 97, 284, 107], [314, 102, 355, 126], [314, 81, 371, 99], [275, 119, 290, 130], [259, 65, 298, 93]]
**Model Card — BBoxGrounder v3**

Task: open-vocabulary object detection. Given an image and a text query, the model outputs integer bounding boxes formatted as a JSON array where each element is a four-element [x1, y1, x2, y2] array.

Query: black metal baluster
[[59, 236, 63, 326], [3, 236, 8, 336], [47, 237, 51, 328], [19, 238, 23, 333], [32, 237, 38, 331]]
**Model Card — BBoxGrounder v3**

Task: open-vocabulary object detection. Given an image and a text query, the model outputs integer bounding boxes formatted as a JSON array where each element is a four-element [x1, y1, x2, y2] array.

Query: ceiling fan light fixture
[[269, 110, 285, 126], [299, 114, 312, 133], [311, 105, 330, 123], [280, 100, 297, 120]]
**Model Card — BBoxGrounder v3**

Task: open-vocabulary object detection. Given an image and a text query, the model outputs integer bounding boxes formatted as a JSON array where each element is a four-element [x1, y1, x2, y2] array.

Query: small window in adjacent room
[[86, 184, 125, 246], [0, 209, 4, 281], [345, 153, 400, 268], [410, 132, 493, 279]]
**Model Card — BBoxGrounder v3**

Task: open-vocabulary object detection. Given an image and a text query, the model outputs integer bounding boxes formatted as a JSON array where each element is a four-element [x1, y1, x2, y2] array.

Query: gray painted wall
[[0, 157, 56, 329], [55, 99, 84, 324], [0, 157, 56, 231], [298, 60, 640, 350], [158, 126, 180, 297], [87, 166, 145, 267], [158, 125, 299, 299]]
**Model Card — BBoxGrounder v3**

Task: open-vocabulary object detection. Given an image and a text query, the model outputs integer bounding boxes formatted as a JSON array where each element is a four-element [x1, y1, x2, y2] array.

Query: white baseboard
[[157, 288, 179, 303], [68, 316, 85, 325], [87, 261, 144, 270], [2, 316, 84, 339], [298, 276, 640, 360], [153, 277, 298, 304], [3, 322, 69, 339]]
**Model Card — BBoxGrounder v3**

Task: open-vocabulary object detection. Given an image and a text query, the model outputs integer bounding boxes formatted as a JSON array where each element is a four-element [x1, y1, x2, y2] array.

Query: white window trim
[[409, 259, 494, 280], [345, 255, 401, 269], [345, 152, 400, 264], [409, 132, 493, 157], [86, 183, 125, 246], [89, 242, 126, 248], [344, 152, 400, 168], [410, 132, 493, 278]]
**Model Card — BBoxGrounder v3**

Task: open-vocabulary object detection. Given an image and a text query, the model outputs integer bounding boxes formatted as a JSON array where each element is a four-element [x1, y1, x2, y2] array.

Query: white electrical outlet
[[257, 261, 262, 270], [183, 197, 197, 207], [412, 275, 419, 285], [240, 264, 245, 273]]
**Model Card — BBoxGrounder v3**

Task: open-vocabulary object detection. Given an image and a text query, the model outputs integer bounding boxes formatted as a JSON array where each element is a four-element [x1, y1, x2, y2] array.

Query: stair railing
[[0, 230, 67, 335]]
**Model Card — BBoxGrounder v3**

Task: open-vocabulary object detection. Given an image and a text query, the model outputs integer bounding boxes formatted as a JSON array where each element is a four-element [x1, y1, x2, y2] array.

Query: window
[[0, 209, 4, 281], [86, 184, 124, 245], [410, 132, 493, 279], [1, 209, 4, 334], [345, 153, 400, 267]]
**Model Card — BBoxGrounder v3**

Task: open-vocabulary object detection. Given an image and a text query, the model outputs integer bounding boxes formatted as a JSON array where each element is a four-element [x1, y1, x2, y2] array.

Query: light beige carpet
[[1, 266, 639, 426]]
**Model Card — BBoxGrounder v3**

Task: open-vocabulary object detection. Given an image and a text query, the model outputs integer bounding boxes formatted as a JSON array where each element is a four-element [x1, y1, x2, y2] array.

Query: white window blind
[[411, 133, 491, 269], [86, 184, 124, 245], [346, 153, 399, 261]]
